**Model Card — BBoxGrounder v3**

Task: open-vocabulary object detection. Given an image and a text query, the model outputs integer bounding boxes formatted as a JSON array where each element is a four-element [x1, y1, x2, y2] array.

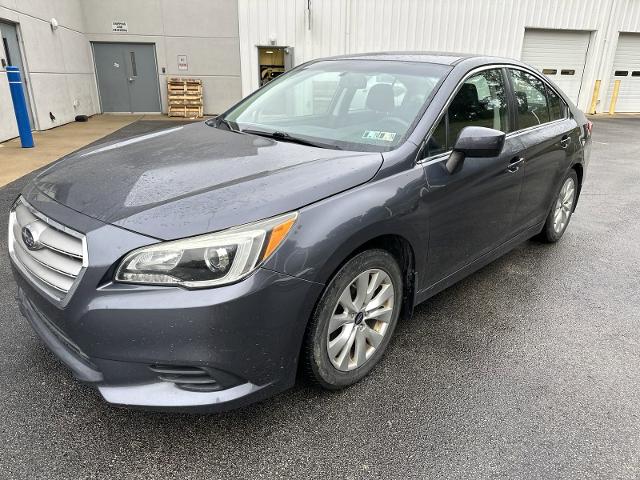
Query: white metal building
[[2, 0, 640, 144], [238, 0, 640, 115]]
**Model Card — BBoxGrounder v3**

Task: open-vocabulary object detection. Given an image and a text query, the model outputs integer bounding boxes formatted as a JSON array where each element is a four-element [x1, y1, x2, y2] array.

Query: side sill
[[415, 222, 544, 305]]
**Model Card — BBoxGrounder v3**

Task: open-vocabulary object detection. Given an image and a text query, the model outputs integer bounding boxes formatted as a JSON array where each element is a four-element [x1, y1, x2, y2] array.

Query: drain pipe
[[344, 0, 352, 54]]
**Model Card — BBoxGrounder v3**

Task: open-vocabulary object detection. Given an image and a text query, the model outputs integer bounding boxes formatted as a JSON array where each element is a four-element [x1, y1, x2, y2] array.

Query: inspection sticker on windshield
[[362, 130, 396, 142]]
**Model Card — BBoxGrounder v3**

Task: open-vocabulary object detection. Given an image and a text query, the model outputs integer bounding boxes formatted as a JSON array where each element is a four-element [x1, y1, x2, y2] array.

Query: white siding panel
[[619, 0, 640, 31], [235, 0, 640, 112]]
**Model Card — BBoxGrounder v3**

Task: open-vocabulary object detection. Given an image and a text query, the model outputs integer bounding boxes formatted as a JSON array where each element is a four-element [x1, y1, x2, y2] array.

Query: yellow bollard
[[609, 79, 621, 115], [589, 80, 601, 114]]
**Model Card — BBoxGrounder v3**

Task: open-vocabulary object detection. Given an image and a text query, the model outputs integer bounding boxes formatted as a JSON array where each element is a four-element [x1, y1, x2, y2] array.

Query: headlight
[[115, 212, 297, 288]]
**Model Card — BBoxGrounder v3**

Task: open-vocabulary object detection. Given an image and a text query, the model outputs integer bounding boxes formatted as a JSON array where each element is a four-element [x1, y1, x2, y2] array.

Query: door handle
[[560, 135, 571, 148], [128, 77, 134, 82], [507, 156, 525, 173]]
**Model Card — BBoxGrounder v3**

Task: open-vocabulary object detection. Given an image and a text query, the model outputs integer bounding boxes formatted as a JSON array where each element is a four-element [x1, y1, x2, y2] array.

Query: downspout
[[595, 0, 622, 113], [344, 0, 351, 54]]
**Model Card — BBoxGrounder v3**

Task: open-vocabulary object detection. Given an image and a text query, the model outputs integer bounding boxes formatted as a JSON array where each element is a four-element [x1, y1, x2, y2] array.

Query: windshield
[[223, 60, 451, 152]]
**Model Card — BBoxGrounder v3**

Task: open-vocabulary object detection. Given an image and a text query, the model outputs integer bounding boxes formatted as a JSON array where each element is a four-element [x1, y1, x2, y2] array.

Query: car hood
[[34, 122, 383, 239]]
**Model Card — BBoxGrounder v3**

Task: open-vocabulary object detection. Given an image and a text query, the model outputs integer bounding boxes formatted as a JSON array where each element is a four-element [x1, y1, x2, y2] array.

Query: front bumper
[[10, 190, 323, 412], [13, 264, 322, 412]]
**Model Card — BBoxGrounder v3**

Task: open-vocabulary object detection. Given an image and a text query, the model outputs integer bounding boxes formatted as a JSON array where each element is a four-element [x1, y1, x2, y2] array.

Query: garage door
[[607, 33, 640, 113], [521, 29, 591, 105]]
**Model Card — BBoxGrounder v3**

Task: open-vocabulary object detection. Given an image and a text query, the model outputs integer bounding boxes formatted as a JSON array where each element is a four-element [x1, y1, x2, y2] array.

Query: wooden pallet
[[168, 85, 203, 95], [167, 78, 204, 117], [168, 105, 204, 118], [169, 101, 203, 108], [168, 78, 202, 95]]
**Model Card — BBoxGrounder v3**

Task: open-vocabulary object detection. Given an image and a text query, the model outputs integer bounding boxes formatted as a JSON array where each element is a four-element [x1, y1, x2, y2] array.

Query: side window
[[547, 86, 567, 121], [509, 69, 551, 129], [424, 68, 509, 158], [448, 69, 509, 145], [427, 115, 447, 157]]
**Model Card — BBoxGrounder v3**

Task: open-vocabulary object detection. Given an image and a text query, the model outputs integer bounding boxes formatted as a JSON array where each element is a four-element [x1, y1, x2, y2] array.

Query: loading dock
[[606, 33, 640, 112]]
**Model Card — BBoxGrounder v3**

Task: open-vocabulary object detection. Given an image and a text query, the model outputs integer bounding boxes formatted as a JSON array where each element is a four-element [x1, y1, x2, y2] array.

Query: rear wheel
[[538, 169, 578, 243], [302, 249, 402, 390]]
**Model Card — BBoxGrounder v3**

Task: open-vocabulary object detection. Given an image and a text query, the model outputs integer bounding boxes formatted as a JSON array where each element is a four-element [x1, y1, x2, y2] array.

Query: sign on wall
[[112, 21, 128, 32], [178, 55, 188, 71]]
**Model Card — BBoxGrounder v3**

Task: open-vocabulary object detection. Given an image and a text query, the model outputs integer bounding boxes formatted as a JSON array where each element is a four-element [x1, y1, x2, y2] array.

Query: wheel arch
[[330, 234, 417, 323], [294, 233, 418, 380], [307, 233, 418, 335], [571, 162, 584, 210]]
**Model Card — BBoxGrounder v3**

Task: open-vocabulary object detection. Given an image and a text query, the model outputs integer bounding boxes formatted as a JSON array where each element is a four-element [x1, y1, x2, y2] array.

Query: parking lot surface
[[0, 117, 638, 479]]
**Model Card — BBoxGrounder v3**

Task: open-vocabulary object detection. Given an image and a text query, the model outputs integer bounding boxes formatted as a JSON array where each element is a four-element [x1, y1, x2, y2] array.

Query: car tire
[[302, 249, 403, 390], [537, 169, 579, 243]]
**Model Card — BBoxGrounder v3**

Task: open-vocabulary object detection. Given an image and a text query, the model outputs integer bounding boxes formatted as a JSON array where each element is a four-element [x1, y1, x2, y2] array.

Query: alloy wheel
[[326, 269, 395, 371], [553, 177, 576, 233]]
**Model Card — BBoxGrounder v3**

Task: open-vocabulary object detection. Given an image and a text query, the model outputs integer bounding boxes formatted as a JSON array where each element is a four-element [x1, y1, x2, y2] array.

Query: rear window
[[509, 69, 551, 129], [546, 87, 567, 121]]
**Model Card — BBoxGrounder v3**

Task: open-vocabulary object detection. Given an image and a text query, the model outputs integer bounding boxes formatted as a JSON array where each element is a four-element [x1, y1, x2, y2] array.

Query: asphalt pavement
[[0, 117, 638, 479]]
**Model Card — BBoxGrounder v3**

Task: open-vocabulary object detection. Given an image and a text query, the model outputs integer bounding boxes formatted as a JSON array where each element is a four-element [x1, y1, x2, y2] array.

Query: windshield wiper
[[241, 129, 339, 150], [206, 115, 238, 132]]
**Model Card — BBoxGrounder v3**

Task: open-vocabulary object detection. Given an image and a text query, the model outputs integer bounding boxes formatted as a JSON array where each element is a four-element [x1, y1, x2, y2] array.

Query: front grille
[[8, 197, 87, 303]]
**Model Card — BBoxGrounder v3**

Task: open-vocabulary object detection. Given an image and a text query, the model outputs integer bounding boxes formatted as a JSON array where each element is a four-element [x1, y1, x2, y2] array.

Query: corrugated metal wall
[[238, 0, 640, 111]]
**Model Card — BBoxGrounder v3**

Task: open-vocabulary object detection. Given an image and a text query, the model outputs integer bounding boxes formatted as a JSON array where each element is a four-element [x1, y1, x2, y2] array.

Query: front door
[[421, 68, 525, 285], [93, 43, 160, 113], [0, 21, 34, 128]]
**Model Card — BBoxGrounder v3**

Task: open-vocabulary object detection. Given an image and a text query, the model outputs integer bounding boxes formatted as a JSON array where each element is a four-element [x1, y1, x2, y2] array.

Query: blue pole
[[6, 66, 34, 148]]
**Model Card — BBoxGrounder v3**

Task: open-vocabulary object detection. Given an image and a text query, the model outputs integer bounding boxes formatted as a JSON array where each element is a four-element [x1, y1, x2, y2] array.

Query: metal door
[[0, 21, 34, 128], [93, 43, 160, 113]]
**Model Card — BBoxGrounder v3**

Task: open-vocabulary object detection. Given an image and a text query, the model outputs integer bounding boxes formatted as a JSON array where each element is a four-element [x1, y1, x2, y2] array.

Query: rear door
[[421, 67, 526, 284], [507, 68, 577, 229]]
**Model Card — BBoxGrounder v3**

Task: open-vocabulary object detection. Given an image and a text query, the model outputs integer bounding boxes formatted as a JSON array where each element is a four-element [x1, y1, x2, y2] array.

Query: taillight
[[585, 120, 593, 136]]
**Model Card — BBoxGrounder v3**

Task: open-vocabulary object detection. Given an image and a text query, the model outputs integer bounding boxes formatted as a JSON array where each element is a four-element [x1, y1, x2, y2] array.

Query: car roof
[[317, 51, 522, 67]]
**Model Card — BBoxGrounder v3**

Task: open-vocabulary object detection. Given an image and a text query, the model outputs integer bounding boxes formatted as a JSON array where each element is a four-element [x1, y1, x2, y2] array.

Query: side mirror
[[445, 126, 506, 174]]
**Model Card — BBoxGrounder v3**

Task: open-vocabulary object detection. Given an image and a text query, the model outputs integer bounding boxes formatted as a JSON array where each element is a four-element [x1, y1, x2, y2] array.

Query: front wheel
[[538, 169, 578, 243], [302, 249, 403, 390]]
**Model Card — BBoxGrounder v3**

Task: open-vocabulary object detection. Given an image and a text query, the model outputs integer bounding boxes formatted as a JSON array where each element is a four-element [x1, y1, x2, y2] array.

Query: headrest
[[366, 83, 395, 113], [451, 83, 479, 110], [514, 91, 529, 113]]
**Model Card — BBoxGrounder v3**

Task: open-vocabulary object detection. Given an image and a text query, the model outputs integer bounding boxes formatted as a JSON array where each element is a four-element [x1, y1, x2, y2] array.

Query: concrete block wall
[[0, 0, 99, 143], [81, 0, 242, 116], [1, 0, 242, 143]]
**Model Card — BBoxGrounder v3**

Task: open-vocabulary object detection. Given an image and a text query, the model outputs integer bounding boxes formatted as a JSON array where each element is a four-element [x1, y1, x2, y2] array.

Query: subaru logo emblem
[[21, 223, 43, 251]]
